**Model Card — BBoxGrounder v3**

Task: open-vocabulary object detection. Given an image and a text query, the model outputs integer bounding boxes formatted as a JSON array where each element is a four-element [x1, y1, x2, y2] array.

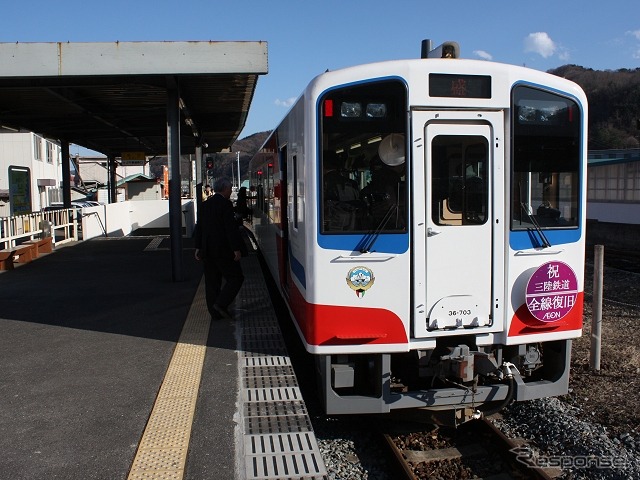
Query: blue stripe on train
[[509, 227, 582, 250], [317, 233, 409, 254], [289, 242, 306, 289]]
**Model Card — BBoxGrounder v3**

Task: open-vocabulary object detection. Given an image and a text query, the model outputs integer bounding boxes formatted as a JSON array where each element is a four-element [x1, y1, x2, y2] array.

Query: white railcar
[[248, 42, 587, 423]]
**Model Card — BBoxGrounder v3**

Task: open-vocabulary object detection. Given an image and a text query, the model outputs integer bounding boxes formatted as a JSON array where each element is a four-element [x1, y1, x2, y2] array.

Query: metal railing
[[0, 209, 78, 250]]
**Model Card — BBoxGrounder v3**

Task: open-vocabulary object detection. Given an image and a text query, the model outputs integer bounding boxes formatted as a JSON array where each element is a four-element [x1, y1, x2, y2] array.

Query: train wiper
[[520, 202, 551, 248], [359, 204, 398, 253]]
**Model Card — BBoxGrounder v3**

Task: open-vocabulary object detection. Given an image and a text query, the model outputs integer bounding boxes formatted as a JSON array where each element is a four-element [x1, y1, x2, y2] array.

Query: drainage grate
[[245, 450, 326, 480], [242, 387, 303, 403], [244, 374, 298, 389], [143, 237, 164, 251], [245, 432, 319, 455], [245, 400, 308, 418], [244, 364, 296, 378], [242, 326, 282, 336], [243, 356, 291, 367], [242, 335, 287, 347], [241, 350, 291, 365], [240, 317, 279, 328], [245, 415, 314, 435], [237, 254, 327, 479]]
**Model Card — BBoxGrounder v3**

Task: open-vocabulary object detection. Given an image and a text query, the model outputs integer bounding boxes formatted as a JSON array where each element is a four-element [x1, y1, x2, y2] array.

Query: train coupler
[[439, 345, 500, 383]]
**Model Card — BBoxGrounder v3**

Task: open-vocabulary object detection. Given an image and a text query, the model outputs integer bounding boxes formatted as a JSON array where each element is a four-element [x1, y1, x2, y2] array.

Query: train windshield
[[511, 86, 581, 230], [319, 79, 408, 234]]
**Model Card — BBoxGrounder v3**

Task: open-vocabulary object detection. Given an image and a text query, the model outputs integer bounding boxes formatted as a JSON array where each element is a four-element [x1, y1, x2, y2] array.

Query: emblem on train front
[[346, 266, 375, 297]]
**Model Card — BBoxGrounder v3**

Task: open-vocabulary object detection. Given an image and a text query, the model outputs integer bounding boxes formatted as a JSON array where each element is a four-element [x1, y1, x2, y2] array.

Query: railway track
[[382, 416, 559, 480]]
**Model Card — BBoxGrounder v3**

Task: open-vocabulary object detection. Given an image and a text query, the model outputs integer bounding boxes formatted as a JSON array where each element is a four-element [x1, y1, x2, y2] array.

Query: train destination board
[[429, 73, 492, 98]]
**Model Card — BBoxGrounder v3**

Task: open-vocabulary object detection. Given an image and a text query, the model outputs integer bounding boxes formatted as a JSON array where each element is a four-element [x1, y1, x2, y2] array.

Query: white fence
[[0, 209, 78, 249], [0, 199, 196, 250]]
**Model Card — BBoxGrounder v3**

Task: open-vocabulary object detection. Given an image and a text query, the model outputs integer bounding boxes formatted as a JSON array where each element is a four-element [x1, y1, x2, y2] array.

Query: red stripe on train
[[287, 274, 408, 347]]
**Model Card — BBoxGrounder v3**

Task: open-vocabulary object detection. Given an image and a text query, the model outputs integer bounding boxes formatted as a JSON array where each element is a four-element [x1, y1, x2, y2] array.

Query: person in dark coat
[[194, 176, 245, 319], [234, 186, 252, 219]]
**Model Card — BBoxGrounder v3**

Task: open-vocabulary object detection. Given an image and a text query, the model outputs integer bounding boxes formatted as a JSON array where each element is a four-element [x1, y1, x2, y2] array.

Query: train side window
[[432, 135, 488, 226]]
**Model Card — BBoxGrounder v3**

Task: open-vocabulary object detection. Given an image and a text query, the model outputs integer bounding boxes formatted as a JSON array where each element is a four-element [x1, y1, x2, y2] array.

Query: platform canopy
[[0, 41, 268, 155]]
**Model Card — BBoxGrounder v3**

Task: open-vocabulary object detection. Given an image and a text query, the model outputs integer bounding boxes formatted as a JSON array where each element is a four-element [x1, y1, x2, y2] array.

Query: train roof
[[304, 57, 587, 106]]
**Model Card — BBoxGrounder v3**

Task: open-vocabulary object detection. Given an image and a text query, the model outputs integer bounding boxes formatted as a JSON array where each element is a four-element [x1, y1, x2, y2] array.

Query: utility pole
[[237, 151, 241, 187], [590, 245, 604, 372]]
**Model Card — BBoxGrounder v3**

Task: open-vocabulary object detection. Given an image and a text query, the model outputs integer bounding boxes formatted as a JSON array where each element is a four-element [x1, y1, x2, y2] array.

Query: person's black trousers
[[202, 255, 244, 314]]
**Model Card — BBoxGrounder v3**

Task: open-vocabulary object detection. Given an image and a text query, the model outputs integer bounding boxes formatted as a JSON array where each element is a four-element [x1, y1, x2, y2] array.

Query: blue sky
[[1, 0, 639, 147]]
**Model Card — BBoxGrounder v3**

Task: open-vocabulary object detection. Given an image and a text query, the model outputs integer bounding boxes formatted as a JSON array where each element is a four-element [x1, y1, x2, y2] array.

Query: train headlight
[[338, 101, 387, 118], [340, 102, 362, 118], [366, 103, 387, 118]]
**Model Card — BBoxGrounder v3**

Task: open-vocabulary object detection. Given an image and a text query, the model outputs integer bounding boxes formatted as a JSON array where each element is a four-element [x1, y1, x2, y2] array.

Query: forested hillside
[[218, 131, 270, 182], [549, 65, 640, 149]]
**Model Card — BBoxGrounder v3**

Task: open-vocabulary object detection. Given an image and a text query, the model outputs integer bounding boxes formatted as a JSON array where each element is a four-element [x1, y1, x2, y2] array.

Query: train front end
[[306, 49, 587, 422]]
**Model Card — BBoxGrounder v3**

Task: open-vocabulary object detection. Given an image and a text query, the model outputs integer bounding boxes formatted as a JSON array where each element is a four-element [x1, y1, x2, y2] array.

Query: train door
[[412, 112, 500, 337]]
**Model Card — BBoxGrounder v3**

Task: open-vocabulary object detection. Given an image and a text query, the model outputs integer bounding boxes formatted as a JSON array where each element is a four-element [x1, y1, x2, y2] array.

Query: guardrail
[[0, 209, 79, 250], [1, 199, 196, 248]]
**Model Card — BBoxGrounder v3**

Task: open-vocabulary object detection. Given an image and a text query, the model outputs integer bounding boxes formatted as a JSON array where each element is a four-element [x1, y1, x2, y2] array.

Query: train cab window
[[511, 86, 581, 230], [432, 136, 488, 226], [319, 79, 408, 234]]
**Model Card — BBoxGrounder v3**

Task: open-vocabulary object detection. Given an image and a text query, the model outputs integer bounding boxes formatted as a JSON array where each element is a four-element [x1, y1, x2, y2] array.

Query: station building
[[0, 130, 62, 216], [587, 148, 640, 250]]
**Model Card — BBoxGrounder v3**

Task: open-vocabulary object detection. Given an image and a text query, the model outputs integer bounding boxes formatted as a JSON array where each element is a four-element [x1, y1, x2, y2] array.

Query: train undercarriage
[[317, 337, 572, 425]]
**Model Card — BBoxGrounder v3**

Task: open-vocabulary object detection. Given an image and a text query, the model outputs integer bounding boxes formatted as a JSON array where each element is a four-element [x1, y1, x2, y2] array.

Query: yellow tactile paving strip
[[128, 279, 210, 480]]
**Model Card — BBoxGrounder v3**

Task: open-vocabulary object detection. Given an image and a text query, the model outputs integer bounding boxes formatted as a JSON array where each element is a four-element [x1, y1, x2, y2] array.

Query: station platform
[[0, 234, 327, 480]]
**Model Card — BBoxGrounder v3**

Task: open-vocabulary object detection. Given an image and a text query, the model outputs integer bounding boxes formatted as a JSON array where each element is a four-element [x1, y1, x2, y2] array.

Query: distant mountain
[[549, 65, 640, 149], [226, 131, 270, 182], [233, 131, 271, 156], [194, 131, 269, 182]]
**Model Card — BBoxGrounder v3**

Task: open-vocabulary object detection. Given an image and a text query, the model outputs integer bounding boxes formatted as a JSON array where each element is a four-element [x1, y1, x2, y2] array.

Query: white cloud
[[627, 30, 640, 40], [275, 97, 296, 108], [557, 47, 571, 61], [625, 30, 640, 59], [524, 32, 557, 58], [473, 50, 493, 61]]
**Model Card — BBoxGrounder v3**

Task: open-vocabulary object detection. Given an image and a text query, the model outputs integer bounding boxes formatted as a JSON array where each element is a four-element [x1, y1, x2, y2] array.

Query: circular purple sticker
[[525, 261, 578, 322]]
